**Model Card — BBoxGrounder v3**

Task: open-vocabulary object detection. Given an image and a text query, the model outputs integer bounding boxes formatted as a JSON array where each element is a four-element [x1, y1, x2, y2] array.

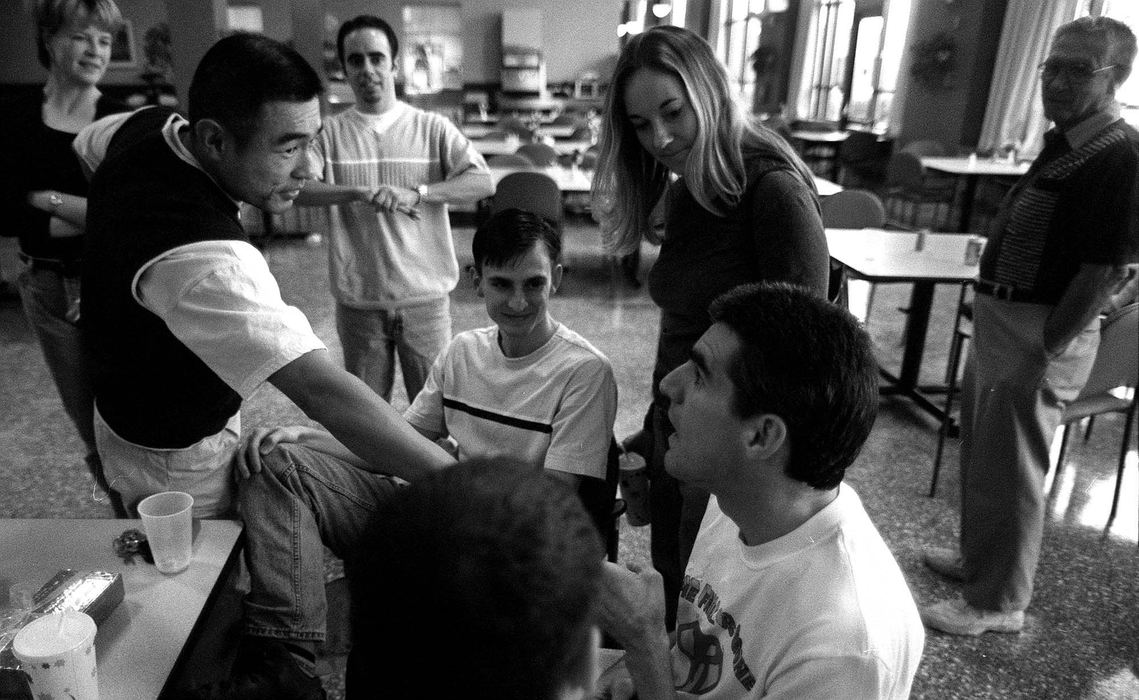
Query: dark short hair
[[1054, 16, 1137, 87], [187, 33, 323, 150], [709, 283, 878, 490], [348, 458, 602, 699], [34, 0, 122, 69], [472, 208, 563, 272], [336, 14, 400, 68]]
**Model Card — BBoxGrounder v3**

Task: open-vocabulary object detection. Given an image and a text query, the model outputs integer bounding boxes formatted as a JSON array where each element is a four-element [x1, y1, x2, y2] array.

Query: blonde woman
[[593, 25, 828, 626], [0, 0, 130, 515]]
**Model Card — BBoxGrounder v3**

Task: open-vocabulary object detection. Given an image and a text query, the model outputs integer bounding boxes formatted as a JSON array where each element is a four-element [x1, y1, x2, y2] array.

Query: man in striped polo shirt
[[296, 14, 493, 404], [921, 16, 1138, 636]]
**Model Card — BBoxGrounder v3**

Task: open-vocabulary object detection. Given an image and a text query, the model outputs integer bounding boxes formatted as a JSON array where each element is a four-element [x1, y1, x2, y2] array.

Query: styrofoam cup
[[13, 610, 99, 699]]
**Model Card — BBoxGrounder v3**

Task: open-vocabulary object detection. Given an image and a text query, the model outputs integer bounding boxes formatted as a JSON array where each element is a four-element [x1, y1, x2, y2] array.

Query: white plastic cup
[[12, 610, 99, 700], [137, 491, 194, 574]]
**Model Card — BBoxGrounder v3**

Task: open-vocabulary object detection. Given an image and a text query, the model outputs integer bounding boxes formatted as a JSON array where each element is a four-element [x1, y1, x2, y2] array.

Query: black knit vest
[[83, 107, 245, 448]]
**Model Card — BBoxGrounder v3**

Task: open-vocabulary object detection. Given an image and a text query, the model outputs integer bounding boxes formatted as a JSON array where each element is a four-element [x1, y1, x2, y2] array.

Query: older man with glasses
[[921, 16, 1138, 636]]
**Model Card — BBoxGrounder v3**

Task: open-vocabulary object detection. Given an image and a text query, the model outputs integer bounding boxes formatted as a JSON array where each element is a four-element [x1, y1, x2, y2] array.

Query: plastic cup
[[137, 491, 194, 574], [12, 610, 99, 700], [618, 452, 651, 527]]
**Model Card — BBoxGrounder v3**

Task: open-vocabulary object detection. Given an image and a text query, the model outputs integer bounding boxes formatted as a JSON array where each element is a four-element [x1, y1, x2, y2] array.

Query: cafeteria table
[[826, 228, 982, 421], [920, 156, 1029, 232], [488, 166, 842, 198], [1, 518, 243, 698], [791, 130, 849, 181]]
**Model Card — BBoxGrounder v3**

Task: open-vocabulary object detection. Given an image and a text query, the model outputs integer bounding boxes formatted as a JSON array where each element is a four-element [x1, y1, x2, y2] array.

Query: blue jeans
[[336, 297, 451, 402], [17, 265, 94, 452], [238, 443, 403, 642], [18, 265, 124, 515]]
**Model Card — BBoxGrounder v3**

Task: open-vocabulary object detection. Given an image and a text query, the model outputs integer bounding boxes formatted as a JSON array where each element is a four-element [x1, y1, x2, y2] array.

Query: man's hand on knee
[[235, 426, 313, 481]]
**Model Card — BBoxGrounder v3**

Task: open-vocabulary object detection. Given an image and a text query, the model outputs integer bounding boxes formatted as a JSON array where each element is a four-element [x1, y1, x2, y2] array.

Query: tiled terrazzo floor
[[1, 220, 1136, 699]]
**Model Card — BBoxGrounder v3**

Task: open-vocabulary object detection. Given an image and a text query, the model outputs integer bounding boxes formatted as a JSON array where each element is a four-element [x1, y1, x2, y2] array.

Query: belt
[[975, 280, 1047, 304]]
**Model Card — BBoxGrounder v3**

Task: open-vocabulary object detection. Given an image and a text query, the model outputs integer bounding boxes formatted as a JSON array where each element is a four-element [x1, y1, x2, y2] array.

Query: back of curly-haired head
[[709, 282, 879, 490], [188, 33, 323, 150], [349, 457, 603, 699]]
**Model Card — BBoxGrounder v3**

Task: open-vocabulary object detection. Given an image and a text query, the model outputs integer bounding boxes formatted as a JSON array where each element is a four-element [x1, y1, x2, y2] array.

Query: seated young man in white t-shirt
[[224, 209, 616, 693], [403, 207, 618, 491], [595, 283, 924, 700]]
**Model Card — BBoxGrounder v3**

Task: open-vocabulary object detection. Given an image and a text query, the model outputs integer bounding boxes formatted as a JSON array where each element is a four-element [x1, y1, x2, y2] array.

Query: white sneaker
[[920, 597, 1024, 636], [922, 546, 965, 581]]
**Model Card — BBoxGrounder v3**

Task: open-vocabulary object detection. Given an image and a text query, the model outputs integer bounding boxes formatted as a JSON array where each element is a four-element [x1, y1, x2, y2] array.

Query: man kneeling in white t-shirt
[[596, 283, 924, 699], [222, 208, 617, 692]]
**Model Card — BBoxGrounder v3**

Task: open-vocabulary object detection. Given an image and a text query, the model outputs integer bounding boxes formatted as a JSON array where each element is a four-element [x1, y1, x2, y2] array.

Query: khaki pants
[[958, 295, 1099, 612]]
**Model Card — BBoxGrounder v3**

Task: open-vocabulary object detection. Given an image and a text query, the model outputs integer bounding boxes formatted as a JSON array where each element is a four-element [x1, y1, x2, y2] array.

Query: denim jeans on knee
[[238, 442, 403, 642]]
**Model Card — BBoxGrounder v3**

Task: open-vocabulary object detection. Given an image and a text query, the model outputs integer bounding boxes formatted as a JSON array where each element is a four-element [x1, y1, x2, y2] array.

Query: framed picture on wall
[[109, 20, 136, 67]]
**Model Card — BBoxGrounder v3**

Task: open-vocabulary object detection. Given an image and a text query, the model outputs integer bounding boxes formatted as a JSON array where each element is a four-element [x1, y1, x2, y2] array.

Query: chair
[[486, 153, 533, 168], [498, 115, 535, 141], [577, 439, 628, 563], [820, 189, 886, 314], [900, 139, 949, 157], [569, 125, 593, 142], [837, 130, 889, 190], [515, 142, 559, 168], [1054, 302, 1139, 532], [489, 171, 562, 229], [883, 151, 957, 229]]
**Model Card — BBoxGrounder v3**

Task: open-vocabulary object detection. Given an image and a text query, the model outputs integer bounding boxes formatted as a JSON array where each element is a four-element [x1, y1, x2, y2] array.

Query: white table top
[[1, 518, 242, 699], [471, 138, 592, 156], [826, 228, 983, 282], [791, 130, 849, 143], [921, 156, 1030, 177]]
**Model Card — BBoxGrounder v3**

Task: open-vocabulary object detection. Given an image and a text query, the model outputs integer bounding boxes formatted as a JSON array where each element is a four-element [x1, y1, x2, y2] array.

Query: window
[[788, 0, 910, 130], [716, 0, 769, 110]]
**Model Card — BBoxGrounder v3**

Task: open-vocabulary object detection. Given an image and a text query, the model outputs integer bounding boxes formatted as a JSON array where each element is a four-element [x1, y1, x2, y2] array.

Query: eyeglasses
[[1038, 59, 1116, 83]]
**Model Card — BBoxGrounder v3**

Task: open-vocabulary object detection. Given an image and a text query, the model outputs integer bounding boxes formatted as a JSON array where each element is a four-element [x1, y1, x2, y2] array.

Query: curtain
[[977, 0, 1080, 155]]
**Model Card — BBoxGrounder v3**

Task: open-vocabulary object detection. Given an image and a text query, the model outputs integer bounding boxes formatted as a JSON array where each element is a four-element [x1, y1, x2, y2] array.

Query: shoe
[[920, 597, 1024, 636], [183, 638, 326, 700], [922, 546, 965, 581]]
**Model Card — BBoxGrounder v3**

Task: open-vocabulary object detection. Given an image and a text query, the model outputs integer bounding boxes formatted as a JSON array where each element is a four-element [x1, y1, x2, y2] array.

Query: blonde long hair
[[593, 26, 814, 255]]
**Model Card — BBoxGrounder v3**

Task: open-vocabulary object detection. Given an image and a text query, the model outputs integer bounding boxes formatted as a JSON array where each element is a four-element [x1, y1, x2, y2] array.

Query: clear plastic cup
[[137, 491, 194, 574]]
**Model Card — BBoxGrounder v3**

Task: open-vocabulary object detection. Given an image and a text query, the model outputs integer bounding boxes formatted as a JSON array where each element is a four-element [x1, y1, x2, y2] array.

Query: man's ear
[[742, 414, 787, 460], [192, 119, 229, 163], [550, 263, 564, 294], [469, 265, 484, 297]]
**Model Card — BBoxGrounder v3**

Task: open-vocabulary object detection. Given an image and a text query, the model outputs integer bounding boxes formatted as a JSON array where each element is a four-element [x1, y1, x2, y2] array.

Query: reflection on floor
[[1, 220, 1135, 699]]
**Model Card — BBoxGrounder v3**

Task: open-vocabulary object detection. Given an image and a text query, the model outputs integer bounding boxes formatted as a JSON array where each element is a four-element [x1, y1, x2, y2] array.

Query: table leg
[[898, 282, 934, 388], [956, 174, 980, 233]]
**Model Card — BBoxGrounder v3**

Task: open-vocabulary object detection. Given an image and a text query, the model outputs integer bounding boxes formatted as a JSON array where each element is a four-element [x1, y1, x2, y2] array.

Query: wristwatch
[[48, 192, 64, 212], [416, 184, 429, 205]]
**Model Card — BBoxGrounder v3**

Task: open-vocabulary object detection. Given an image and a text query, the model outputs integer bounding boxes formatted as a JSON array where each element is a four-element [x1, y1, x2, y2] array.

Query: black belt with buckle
[[975, 280, 1046, 304]]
